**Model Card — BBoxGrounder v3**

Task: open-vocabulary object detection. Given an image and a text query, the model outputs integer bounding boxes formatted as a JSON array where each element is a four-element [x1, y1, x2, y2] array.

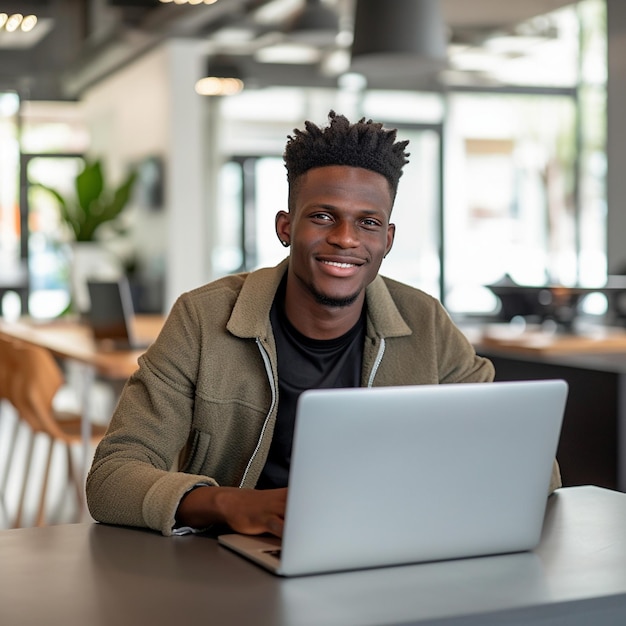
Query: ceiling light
[[255, 43, 321, 64], [0, 15, 51, 50], [21, 15, 37, 32], [350, 0, 448, 78], [195, 57, 244, 96], [6, 14, 23, 33], [195, 77, 243, 96], [159, 0, 219, 4]]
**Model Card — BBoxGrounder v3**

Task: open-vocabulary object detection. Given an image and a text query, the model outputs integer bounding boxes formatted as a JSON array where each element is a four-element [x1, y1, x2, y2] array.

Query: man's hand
[[175, 486, 287, 537]]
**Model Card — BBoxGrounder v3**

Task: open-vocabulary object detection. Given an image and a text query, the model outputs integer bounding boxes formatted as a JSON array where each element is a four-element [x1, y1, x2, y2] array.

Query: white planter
[[70, 242, 123, 314]]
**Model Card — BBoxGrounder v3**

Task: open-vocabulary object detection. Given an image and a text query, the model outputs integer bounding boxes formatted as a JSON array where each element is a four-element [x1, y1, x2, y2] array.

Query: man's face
[[276, 165, 395, 309]]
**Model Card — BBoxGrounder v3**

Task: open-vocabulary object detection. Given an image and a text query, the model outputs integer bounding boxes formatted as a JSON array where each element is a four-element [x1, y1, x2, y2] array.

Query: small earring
[[281, 240, 290, 247]]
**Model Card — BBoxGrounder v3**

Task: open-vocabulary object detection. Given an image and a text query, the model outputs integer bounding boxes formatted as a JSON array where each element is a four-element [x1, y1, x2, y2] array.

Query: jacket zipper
[[240, 335, 385, 485], [367, 338, 386, 387], [238, 338, 276, 487]]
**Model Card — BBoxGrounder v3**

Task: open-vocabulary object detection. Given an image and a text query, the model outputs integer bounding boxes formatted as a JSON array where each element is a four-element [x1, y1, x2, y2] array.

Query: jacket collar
[[365, 275, 412, 338], [227, 257, 411, 340], [227, 258, 289, 339]]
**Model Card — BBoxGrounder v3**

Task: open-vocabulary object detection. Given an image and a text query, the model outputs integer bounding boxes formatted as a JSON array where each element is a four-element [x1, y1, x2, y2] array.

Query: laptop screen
[[86, 277, 135, 346]]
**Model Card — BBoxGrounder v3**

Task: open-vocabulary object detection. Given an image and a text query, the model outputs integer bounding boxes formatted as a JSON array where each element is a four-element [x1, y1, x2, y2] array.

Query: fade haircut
[[283, 110, 410, 210]]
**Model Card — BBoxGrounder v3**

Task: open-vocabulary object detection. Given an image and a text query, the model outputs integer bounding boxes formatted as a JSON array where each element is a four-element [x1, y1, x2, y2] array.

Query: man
[[87, 111, 508, 537]]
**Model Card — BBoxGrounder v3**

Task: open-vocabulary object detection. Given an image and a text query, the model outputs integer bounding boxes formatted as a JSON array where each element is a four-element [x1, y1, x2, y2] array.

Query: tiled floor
[[0, 368, 117, 529]]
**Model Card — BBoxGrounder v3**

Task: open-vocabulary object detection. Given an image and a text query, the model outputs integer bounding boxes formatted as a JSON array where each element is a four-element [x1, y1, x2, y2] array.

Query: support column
[[606, 0, 626, 273]]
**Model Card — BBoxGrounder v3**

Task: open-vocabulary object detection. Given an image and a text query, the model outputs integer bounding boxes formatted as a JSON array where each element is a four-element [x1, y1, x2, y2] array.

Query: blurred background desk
[[0, 315, 163, 380], [0, 486, 625, 626], [473, 324, 626, 492]]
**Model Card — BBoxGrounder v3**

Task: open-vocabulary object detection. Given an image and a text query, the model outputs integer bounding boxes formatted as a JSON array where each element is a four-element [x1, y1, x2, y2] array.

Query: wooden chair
[[0, 336, 20, 526], [0, 336, 107, 527]]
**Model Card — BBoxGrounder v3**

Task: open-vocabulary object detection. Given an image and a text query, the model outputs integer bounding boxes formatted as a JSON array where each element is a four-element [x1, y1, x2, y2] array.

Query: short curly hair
[[284, 110, 410, 209]]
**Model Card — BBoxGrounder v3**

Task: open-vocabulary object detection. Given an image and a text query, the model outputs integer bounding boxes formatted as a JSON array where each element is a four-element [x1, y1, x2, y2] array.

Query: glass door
[[23, 154, 84, 318]]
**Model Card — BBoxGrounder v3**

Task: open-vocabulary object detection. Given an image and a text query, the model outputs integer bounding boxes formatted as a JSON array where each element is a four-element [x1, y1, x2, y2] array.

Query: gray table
[[1, 486, 626, 626]]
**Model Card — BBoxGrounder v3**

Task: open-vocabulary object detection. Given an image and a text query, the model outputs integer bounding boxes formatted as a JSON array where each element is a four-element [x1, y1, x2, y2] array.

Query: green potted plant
[[33, 158, 138, 313], [35, 158, 137, 242]]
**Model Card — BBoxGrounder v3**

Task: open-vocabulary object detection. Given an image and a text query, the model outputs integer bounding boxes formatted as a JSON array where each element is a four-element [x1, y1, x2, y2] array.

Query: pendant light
[[350, 0, 448, 79]]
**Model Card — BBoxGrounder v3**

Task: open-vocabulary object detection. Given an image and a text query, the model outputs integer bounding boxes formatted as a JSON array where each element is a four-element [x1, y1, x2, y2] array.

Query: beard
[[309, 285, 361, 308]]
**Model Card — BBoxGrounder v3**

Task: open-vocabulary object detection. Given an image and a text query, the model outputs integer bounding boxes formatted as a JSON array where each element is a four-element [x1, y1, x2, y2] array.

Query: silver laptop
[[86, 277, 149, 350], [218, 379, 568, 577]]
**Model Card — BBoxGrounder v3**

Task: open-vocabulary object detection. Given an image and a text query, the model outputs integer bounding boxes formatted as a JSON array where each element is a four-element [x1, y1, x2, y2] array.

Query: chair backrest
[[1, 338, 67, 439], [0, 335, 13, 401]]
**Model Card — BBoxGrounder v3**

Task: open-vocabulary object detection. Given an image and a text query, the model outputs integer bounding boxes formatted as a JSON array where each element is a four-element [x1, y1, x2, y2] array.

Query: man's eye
[[312, 213, 332, 221], [362, 218, 381, 227]]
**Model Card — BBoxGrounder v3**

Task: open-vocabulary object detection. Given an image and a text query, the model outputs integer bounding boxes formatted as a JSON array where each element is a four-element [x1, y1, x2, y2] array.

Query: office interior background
[[0, 0, 619, 325]]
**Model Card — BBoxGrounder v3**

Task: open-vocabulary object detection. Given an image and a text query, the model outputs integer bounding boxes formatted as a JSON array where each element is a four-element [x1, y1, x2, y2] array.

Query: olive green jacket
[[87, 259, 550, 536]]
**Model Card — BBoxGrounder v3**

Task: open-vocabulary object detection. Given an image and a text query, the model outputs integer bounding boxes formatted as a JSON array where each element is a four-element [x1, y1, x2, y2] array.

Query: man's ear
[[384, 222, 396, 258], [275, 210, 291, 247]]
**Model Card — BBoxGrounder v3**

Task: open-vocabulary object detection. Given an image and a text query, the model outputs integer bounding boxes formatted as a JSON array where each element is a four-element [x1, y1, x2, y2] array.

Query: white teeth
[[323, 260, 355, 268]]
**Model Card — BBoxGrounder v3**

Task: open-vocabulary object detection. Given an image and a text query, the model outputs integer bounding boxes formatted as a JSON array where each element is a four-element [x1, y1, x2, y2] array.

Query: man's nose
[[327, 221, 359, 247]]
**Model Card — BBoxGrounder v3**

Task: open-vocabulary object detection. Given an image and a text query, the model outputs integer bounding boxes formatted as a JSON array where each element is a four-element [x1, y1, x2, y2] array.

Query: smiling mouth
[[320, 259, 361, 269]]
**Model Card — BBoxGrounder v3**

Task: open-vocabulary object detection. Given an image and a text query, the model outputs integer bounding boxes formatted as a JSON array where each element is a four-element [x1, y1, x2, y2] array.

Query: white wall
[[81, 39, 211, 311]]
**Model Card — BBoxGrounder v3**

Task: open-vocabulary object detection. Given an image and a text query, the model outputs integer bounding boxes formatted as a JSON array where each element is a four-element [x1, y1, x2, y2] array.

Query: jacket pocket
[[180, 429, 212, 475]]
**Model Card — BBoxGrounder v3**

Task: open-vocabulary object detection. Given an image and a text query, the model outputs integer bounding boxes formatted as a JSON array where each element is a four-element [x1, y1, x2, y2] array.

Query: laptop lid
[[86, 277, 145, 349], [219, 379, 568, 577]]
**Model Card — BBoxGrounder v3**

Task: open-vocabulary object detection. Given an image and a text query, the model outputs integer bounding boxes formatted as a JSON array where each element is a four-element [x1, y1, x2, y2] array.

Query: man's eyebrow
[[310, 204, 386, 215], [310, 203, 337, 210]]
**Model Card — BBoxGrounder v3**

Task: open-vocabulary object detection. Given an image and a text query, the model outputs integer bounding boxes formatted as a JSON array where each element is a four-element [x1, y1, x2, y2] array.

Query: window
[[20, 101, 88, 318], [444, 92, 580, 314], [214, 1, 606, 319]]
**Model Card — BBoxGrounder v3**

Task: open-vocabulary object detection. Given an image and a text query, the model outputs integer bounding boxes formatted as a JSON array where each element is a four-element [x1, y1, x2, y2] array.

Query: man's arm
[[434, 303, 495, 384], [86, 294, 231, 535]]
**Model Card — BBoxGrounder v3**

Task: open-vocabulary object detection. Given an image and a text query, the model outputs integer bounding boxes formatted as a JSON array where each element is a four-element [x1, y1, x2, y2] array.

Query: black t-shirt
[[256, 280, 365, 489]]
